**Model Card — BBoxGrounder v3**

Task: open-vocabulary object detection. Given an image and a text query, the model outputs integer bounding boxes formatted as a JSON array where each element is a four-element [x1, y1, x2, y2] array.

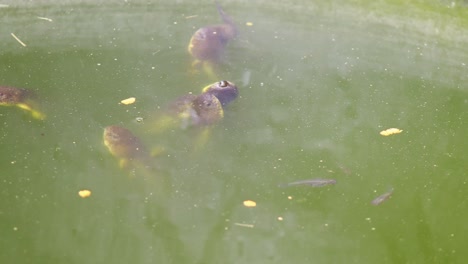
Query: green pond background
[[1, 0, 467, 263]]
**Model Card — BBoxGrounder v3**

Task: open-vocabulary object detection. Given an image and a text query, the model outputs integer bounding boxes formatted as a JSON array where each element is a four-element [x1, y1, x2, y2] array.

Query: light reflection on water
[[1, 1, 467, 263]]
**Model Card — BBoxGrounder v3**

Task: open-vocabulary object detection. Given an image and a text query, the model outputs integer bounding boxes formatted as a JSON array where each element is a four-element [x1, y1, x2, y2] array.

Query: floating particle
[[37, 16, 53, 22], [120, 97, 136, 105], [380, 128, 403, 136], [243, 200, 256, 207], [234, 223, 254, 228], [78, 190, 92, 198], [246, 22, 253, 26], [277, 216, 283, 221]]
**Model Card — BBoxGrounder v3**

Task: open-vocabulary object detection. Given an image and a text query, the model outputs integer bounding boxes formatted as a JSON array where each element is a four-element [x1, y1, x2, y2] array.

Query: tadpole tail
[[215, 1, 235, 27]]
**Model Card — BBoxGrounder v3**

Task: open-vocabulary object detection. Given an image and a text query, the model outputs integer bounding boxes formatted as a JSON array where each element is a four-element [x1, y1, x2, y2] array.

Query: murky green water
[[1, 1, 467, 263]]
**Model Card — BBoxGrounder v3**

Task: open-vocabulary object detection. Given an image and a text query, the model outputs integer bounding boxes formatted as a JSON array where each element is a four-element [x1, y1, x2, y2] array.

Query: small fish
[[371, 188, 394, 206], [280, 178, 337, 188]]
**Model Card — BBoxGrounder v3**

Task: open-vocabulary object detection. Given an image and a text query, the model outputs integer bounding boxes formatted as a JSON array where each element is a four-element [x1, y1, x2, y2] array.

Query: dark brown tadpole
[[201, 80, 238, 106], [103, 125, 152, 169], [165, 80, 238, 129], [191, 92, 224, 126], [150, 92, 224, 134], [0, 86, 46, 120], [149, 81, 236, 137], [187, 2, 237, 65], [166, 92, 224, 129], [0, 86, 29, 104]]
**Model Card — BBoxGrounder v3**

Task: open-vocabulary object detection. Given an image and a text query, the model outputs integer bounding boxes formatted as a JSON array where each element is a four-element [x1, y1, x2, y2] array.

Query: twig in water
[[11, 33, 27, 47]]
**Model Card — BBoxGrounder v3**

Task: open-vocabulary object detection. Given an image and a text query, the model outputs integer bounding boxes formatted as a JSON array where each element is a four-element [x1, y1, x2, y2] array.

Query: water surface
[[1, 1, 467, 263]]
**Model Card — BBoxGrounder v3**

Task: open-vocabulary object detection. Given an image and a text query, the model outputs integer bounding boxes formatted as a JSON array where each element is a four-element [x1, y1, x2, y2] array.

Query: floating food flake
[[277, 216, 283, 221], [380, 128, 403, 136], [246, 22, 253, 26], [78, 189, 92, 198], [120, 97, 136, 105], [243, 200, 256, 207]]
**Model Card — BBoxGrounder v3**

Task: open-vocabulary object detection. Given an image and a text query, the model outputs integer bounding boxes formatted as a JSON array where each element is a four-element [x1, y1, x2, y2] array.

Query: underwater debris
[[11, 33, 26, 47]]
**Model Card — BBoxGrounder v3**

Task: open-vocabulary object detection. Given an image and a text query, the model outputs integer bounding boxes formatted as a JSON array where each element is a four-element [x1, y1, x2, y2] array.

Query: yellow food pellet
[[243, 200, 256, 207], [78, 190, 92, 198], [246, 22, 253, 26], [379, 128, 403, 136], [277, 216, 283, 221], [120, 97, 136, 105]]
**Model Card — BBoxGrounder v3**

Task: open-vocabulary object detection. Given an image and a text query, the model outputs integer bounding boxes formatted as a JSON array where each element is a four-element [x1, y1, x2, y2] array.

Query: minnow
[[280, 178, 337, 188], [371, 188, 394, 206]]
